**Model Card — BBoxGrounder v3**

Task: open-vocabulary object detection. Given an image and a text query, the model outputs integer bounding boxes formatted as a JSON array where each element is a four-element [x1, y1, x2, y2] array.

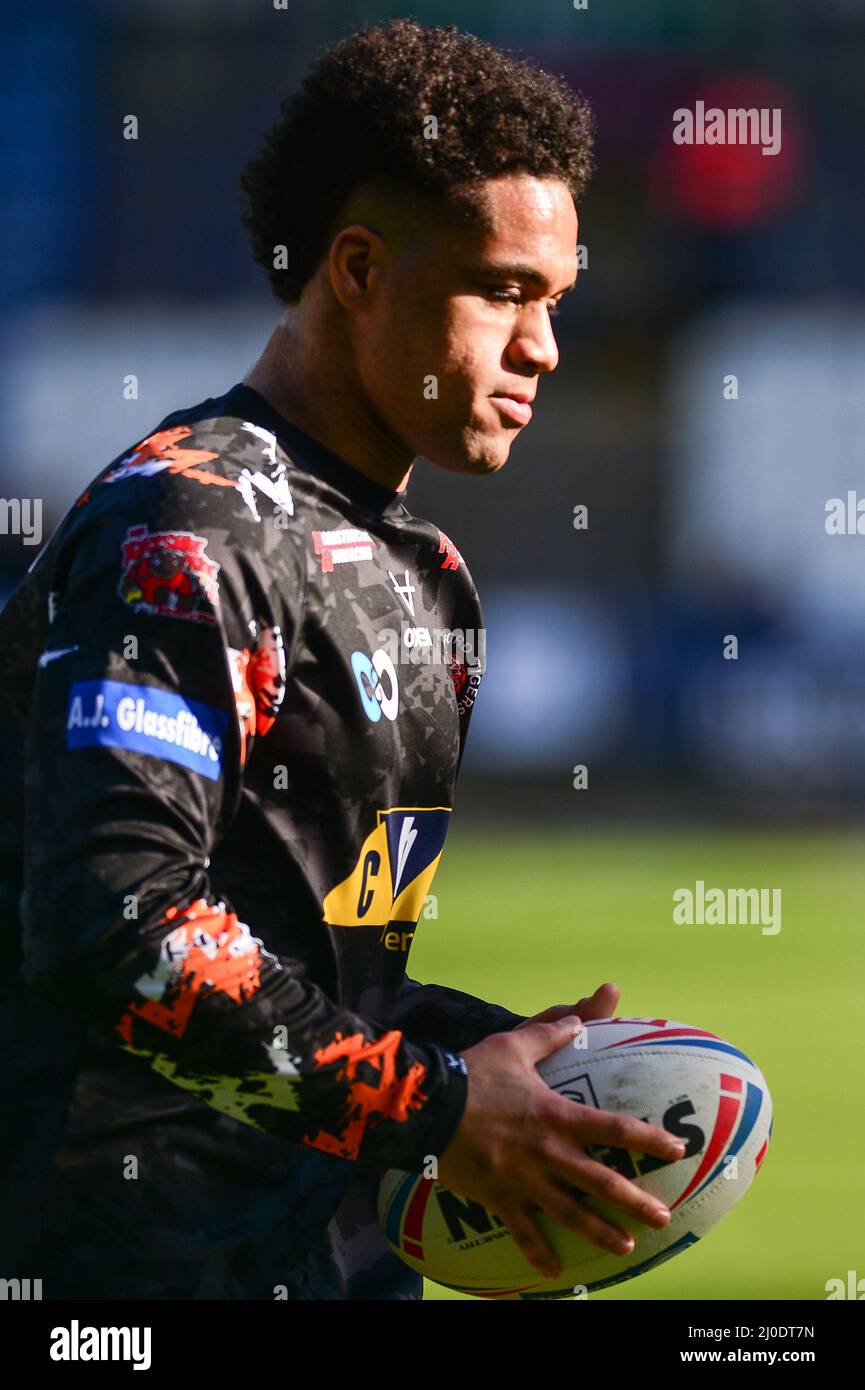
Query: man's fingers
[[559, 1104, 688, 1163], [498, 1179, 642, 1273], [492, 1201, 563, 1281], [573, 981, 620, 1020], [538, 1180, 637, 1255], [484, 1164, 668, 1278], [532, 1124, 674, 1234], [513, 1004, 580, 1029], [558, 1157, 672, 1230], [511, 1014, 584, 1061], [516, 984, 622, 1030]]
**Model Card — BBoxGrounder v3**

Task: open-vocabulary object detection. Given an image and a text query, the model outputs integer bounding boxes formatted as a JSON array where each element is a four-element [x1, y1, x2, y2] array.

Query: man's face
[[352, 173, 579, 475]]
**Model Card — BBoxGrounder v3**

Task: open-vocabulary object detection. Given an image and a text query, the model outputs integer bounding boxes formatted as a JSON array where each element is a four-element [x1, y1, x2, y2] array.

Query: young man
[[0, 20, 684, 1300]]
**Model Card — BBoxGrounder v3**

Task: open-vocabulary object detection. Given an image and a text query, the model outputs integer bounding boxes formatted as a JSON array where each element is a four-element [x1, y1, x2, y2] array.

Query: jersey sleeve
[[20, 483, 468, 1174], [387, 975, 526, 1052]]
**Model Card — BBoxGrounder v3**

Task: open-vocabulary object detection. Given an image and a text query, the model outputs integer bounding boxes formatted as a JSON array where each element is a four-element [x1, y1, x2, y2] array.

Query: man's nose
[[506, 306, 559, 374]]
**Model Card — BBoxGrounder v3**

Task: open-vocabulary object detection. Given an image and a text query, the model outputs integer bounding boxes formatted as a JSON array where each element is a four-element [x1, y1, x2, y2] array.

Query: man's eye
[[487, 289, 563, 317]]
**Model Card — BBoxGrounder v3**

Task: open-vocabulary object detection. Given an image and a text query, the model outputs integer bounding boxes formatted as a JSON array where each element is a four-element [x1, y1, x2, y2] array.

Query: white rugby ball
[[378, 1017, 773, 1299]]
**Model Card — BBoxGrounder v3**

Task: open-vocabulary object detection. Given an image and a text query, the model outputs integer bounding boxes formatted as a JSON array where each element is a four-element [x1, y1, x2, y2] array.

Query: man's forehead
[[474, 172, 577, 226], [458, 173, 578, 270]]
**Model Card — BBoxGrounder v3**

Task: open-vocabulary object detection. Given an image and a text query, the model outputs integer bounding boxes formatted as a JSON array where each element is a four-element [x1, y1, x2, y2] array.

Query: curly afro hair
[[240, 18, 594, 304]]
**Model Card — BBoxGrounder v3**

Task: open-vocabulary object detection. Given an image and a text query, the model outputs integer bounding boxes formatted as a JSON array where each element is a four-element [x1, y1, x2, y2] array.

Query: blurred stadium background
[[1, 0, 862, 1300]]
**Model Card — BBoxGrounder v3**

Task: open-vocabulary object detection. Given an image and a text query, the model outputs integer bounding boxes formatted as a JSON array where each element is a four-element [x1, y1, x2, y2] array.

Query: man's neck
[[244, 318, 414, 494]]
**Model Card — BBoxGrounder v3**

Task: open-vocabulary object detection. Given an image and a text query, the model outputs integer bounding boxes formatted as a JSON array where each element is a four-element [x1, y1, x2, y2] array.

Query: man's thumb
[[518, 1013, 583, 1062]]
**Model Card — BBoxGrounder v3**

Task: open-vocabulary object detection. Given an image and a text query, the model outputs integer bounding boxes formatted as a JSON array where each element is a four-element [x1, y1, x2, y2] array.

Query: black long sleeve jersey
[[0, 382, 523, 1300]]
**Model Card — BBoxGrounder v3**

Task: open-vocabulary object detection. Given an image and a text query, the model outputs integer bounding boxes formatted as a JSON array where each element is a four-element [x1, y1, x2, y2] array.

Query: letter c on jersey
[[351, 648, 399, 722]]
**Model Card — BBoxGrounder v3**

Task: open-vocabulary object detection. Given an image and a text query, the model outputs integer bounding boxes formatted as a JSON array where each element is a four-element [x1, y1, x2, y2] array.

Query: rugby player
[[0, 19, 685, 1299]]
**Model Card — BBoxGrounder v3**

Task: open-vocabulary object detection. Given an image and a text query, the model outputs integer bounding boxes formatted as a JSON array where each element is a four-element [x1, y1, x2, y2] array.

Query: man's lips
[[490, 394, 533, 426]]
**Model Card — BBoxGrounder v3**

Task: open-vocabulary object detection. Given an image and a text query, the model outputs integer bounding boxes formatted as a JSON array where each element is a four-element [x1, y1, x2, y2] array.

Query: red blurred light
[[649, 75, 807, 229]]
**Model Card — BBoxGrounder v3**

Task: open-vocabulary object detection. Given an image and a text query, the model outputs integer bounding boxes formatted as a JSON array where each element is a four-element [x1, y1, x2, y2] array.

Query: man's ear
[[328, 224, 386, 308]]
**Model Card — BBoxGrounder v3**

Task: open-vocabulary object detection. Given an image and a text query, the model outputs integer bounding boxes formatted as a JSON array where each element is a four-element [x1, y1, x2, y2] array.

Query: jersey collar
[[223, 383, 409, 523]]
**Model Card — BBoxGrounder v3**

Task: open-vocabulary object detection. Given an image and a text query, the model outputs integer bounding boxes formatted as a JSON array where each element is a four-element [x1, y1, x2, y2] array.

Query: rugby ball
[[378, 1017, 772, 1299]]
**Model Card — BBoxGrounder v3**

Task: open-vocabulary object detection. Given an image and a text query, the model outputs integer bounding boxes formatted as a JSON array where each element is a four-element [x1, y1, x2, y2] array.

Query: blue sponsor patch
[[66, 679, 227, 781]]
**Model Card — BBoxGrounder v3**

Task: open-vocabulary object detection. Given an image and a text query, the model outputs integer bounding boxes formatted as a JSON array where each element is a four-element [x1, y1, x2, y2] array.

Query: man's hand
[[513, 981, 621, 1030], [436, 1004, 686, 1283]]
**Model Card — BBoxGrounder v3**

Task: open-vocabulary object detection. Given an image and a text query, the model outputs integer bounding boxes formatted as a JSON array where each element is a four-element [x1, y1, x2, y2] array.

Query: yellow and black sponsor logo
[[322, 806, 451, 949]]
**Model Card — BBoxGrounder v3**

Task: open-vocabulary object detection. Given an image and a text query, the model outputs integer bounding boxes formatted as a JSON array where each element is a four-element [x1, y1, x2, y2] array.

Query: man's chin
[[425, 431, 514, 477]]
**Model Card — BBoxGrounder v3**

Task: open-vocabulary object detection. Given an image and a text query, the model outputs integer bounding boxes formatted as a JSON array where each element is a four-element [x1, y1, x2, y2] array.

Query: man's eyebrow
[[472, 262, 578, 293]]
